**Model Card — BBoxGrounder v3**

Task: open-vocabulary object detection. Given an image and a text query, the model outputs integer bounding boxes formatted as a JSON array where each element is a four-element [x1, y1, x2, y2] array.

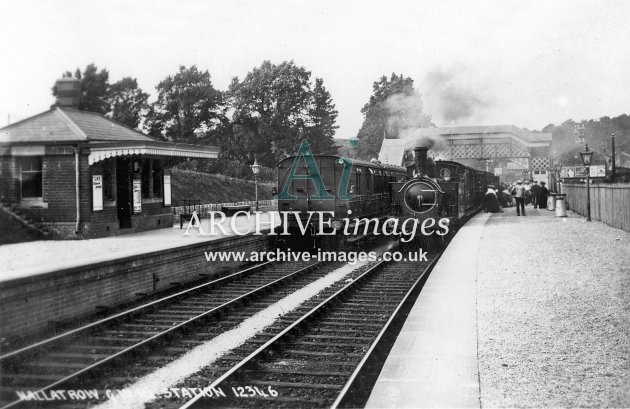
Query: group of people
[[483, 179, 549, 216], [508, 179, 549, 216]]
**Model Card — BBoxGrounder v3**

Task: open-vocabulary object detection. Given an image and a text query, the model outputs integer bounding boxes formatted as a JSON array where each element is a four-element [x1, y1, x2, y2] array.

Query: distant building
[[379, 125, 552, 183], [0, 78, 218, 239]]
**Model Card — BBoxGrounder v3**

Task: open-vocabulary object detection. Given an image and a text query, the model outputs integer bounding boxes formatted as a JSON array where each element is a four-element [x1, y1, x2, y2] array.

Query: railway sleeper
[[291, 340, 371, 348], [311, 319, 387, 327], [282, 349, 364, 358], [247, 367, 349, 377], [232, 379, 343, 390], [302, 334, 375, 342]]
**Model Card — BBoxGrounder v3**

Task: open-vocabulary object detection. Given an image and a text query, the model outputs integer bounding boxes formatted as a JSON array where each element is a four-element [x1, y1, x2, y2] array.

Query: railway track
[[168, 252, 441, 409], [0, 259, 337, 409]]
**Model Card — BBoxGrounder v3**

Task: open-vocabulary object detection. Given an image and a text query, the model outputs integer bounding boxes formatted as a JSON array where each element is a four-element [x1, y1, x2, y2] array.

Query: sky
[[1, 0, 629, 140]]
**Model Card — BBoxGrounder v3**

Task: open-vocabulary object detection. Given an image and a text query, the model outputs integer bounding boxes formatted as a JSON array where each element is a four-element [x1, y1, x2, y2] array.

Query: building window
[[103, 160, 114, 201], [21, 156, 42, 198], [152, 160, 162, 197], [141, 159, 151, 198]]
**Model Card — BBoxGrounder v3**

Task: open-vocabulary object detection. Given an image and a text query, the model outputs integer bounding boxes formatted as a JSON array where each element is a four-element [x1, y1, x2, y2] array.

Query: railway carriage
[[275, 146, 499, 249], [275, 155, 406, 248]]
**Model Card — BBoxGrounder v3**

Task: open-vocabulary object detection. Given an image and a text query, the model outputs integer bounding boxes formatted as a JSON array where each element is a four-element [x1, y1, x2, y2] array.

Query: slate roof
[[0, 107, 155, 144]]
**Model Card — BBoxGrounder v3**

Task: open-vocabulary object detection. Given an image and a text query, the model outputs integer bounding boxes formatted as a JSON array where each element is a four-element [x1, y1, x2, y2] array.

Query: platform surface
[[0, 212, 280, 282], [366, 208, 630, 408]]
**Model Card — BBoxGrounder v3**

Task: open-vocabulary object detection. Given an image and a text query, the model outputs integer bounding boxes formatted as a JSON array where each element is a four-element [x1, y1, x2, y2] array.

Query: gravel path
[[477, 208, 630, 407]]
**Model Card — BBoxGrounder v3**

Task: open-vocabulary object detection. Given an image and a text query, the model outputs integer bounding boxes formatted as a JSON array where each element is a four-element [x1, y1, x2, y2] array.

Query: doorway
[[116, 158, 132, 228]]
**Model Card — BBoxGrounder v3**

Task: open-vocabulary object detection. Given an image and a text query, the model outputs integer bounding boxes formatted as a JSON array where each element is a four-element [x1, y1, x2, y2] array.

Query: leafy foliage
[[545, 114, 630, 167], [144, 65, 227, 143], [229, 60, 338, 167], [52, 63, 110, 114], [356, 73, 432, 160], [106, 77, 149, 129], [304, 78, 339, 155]]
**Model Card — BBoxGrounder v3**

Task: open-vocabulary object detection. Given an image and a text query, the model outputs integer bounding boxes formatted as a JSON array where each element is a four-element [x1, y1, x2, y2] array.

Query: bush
[[175, 158, 276, 183]]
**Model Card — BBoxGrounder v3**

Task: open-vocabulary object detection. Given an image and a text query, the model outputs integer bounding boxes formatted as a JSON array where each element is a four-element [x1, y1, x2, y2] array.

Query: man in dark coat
[[539, 181, 549, 209], [530, 181, 541, 209]]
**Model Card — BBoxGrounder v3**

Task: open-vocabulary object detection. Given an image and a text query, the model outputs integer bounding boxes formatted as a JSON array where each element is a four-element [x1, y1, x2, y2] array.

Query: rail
[[1, 260, 324, 409], [179, 259, 389, 409], [180, 248, 441, 409], [332, 251, 443, 408]]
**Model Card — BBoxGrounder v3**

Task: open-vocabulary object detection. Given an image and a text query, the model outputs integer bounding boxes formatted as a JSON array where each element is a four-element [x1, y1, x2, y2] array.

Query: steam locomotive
[[274, 146, 498, 249]]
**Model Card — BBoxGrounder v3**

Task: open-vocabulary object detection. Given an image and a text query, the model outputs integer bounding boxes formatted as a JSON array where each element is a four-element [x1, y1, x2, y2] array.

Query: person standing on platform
[[524, 181, 532, 205], [530, 181, 541, 209], [539, 181, 549, 210], [511, 179, 526, 216], [484, 185, 500, 213]]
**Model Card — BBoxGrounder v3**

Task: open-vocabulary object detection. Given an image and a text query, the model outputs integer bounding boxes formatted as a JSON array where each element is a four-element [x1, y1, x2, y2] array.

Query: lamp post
[[579, 145, 593, 221], [251, 158, 260, 211], [611, 133, 616, 180], [554, 162, 563, 194]]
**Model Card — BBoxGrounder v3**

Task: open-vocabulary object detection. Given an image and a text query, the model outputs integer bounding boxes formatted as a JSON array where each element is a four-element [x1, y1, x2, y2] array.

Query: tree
[[106, 77, 149, 129], [52, 63, 110, 113], [229, 60, 338, 167], [355, 73, 432, 160], [547, 115, 630, 167], [145, 65, 226, 143], [304, 78, 339, 155]]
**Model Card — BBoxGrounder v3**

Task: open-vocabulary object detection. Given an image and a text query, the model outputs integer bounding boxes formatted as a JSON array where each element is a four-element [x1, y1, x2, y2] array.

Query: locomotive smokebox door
[[398, 179, 443, 219]]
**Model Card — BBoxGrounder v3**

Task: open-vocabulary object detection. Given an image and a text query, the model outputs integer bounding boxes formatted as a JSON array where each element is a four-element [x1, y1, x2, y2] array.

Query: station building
[[0, 79, 218, 239], [379, 125, 552, 184]]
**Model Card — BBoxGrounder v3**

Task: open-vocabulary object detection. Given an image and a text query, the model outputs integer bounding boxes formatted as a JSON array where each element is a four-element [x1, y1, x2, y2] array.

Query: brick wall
[[0, 233, 272, 340], [11, 150, 175, 239], [0, 154, 19, 204], [14, 149, 78, 224]]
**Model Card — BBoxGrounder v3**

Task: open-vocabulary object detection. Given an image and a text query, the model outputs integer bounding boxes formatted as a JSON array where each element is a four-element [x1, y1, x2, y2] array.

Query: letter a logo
[[276, 139, 335, 200]]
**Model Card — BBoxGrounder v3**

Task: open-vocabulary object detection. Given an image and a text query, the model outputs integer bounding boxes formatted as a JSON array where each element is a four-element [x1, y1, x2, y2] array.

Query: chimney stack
[[414, 146, 428, 177], [54, 78, 81, 109]]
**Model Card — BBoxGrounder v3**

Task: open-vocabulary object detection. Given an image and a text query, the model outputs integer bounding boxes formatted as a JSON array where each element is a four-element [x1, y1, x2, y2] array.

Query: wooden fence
[[562, 183, 630, 231]]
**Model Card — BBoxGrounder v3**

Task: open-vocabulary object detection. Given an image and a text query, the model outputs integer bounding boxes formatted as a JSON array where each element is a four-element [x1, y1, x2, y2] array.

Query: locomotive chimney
[[414, 146, 429, 176]]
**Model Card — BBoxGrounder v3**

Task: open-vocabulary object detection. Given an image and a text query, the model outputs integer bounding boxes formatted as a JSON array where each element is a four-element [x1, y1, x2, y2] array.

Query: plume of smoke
[[399, 128, 447, 150], [382, 90, 447, 150], [384, 92, 431, 133], [422, 66, 492, 125]]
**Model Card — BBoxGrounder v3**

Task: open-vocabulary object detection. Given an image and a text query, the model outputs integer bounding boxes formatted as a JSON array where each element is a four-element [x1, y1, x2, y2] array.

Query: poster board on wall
[[133, 178, 142, 213], [163, 170, 171, 206], [590, 165, 606, 177], [92, 174, 103, 211]]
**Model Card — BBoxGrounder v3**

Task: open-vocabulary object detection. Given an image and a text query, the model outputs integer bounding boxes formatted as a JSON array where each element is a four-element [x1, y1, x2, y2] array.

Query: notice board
[[163, 170, 172, 206], [92, 174, 103, 211], [133, 178, 142, 213]]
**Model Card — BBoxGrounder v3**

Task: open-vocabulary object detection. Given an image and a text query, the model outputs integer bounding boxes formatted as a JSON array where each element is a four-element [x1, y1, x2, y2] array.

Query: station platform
[[366, 208, 630, 408], [0, 212, 280, 341], [0, 211, 279, 283]]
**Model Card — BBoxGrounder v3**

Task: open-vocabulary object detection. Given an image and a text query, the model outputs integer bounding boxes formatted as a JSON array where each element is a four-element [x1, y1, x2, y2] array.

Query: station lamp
[[251, 158, 260, 211], [554, 162, 563, 193], [579, 145, 593, 166], [579, 145, 593, 221]]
